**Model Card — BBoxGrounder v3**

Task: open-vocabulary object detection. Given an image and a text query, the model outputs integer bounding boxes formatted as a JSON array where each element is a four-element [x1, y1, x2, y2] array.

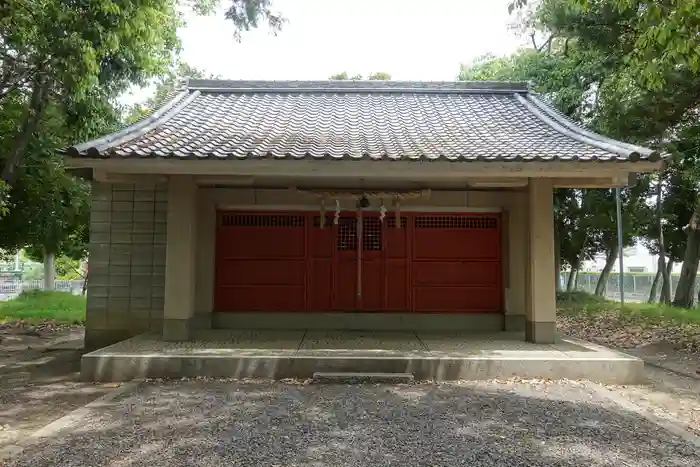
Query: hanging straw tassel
[[395, 200, 401, 228], [334, 199, 340, 225], [379, 199, 386, 223], [319, 199, 326, 228]]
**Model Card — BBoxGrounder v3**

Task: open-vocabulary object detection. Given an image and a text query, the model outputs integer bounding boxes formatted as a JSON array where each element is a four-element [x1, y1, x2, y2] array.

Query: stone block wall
[[85, 182, 168, 349]]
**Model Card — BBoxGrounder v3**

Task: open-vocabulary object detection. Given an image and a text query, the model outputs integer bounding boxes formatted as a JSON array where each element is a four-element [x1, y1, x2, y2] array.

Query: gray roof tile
[[66, 80, 660, 162]]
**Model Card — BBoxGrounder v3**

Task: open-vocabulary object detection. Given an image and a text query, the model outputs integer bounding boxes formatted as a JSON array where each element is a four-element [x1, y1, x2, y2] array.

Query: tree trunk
[[82, 269, 89, 295], [554, 222, 562, 292], [648, 256, 663, 303], [566, 268, 576, 291], [570, 235, 587, 293], [566, 263, 580, 292], [1, 66, 49, 183], [43, 250, 55, 291], [657, 174, 672, 304], [594, 244, 619, 296], [660, 257, 673, 303], [673, 209, 700, 308]]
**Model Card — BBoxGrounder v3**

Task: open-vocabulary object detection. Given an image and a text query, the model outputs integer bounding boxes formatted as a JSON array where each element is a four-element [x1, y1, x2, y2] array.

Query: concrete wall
[[85, 182, 167, 349]]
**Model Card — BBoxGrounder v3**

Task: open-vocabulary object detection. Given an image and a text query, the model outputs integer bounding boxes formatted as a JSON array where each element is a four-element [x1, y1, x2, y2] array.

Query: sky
[[122, 0, 526, 104]]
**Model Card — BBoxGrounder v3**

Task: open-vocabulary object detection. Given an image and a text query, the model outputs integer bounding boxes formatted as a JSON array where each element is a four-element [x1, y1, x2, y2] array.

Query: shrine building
[[64, 79, 662, 350]]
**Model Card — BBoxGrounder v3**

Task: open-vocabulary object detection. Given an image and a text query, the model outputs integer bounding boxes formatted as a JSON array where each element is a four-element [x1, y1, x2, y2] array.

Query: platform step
[[312, 372, 415, 384]]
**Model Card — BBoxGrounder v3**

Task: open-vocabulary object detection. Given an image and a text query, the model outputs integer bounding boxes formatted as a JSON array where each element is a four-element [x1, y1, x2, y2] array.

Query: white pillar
[[162, 175, 198, 341], [525, 178, 557, 343], [504, 194, 528, 331]]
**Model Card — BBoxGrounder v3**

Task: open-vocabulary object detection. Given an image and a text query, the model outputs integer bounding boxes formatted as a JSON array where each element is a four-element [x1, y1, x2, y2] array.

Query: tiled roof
[[65, 79, 660, 163]]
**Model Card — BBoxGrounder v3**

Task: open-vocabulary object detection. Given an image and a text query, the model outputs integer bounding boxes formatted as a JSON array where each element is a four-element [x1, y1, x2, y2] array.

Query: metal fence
[[560, 272, 698, 303], [0, 280, 85, 300], [1, 275, 694, 304]]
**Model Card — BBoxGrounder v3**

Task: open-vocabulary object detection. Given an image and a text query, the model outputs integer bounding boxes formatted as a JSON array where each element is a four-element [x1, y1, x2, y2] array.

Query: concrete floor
[[82, 330, 644, 383]]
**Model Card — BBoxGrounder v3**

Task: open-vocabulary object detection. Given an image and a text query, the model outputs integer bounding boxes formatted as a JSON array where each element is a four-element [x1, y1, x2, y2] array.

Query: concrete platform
[[81, 330, 645, 384]]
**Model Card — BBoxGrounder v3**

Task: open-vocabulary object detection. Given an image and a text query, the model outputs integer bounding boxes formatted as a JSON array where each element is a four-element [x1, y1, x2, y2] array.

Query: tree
[[0, 92, 99, 288], [0, 0, 279, 286], [127, 61, 217, 123], [460, 47, 630, 295], [505, 0, 700, 307], [329, 72, 392, 80], [583, 185, 650, 296], [0, 0, 182, 182], [0, 0, 284, 183], [217, 0, 285, 40], [509, 0, 700, 90]]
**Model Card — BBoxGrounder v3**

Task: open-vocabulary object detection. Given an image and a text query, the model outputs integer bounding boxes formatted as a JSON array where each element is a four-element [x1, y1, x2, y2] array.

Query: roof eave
[[522, 93, 659, 161], [63, 90, 196, 158]]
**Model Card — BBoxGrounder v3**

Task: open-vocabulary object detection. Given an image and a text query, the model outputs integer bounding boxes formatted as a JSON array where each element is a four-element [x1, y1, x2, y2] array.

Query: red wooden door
[[214, 210, 501, 314], [330, 214, 404, 311], [305, 213, 409, 312]]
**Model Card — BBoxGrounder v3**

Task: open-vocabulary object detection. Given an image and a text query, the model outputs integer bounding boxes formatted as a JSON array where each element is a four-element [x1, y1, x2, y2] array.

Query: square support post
[[525, 178, 556, 344], [162, 175, 197, 341]]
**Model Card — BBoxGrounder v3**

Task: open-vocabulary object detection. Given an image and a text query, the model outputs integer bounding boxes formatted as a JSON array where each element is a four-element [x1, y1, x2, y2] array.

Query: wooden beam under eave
[[552, 177, 626, 188], [93, 170, 168, 185], [65, 157, 664, 178], [467, 178, 529, 188]]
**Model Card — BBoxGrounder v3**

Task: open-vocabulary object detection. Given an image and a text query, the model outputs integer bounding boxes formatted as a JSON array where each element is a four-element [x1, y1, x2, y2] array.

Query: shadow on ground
[[5, 379, 699, 467], [0, 348, 114, 449]]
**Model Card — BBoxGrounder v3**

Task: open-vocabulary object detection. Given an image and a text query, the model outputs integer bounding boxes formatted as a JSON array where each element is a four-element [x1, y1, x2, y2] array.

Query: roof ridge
[[185, 79, 530, 94]]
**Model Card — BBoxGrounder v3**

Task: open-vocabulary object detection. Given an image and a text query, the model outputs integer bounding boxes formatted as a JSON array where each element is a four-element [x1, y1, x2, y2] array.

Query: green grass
[[557, 291, 700, 325], [0, 290, 86, 324]]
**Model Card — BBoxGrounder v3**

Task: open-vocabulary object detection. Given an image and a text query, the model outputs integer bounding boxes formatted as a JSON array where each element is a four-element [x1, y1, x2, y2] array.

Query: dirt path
[[558, 315, 700, 436], [606, 364, 700, 437], [0, 326, 118, 458]]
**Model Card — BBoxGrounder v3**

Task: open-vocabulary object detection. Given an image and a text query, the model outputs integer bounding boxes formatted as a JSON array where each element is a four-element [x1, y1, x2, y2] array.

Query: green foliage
[[0, 180, 8, 217], [0, 0, 280, 272], [22, 262, 44, 281], [459, 45, 648, 267], [497, 0, 700, 289], [510, 0, 700, 90], [54, 256, 84, 280], [0, 98, 95, 258], [367, 72, 392, 80], [572, 0, 700, 90], [329, 72, 392, 80], [127, 61, 216, 123], [557, 291, 700, 325], [221, 0, 285, 40], [0, 0, 282, 177], [0, 290, 86, 324]]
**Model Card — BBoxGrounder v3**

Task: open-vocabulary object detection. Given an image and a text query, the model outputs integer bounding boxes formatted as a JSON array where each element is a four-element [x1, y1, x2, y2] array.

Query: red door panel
[[214, 211, 502, 314], [217, 285, 306, 311], [411, 213, 502, 313], [413, 286, 501, 312], [412, 261, 501, 286]]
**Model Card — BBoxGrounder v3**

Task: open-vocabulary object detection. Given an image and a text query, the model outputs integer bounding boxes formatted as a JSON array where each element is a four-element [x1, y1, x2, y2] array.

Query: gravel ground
[[5, 379, 700, 467]]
